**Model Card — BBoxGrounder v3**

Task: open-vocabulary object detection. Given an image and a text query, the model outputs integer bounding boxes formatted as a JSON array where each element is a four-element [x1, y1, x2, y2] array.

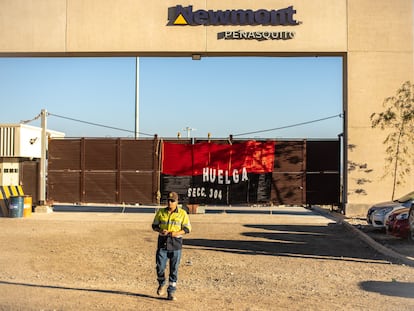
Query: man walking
[[152, 191, 191, 301]]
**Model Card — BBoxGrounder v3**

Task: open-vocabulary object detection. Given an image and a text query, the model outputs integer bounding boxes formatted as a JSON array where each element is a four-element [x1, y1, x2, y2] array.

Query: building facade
[[0, 0, 413, 215]]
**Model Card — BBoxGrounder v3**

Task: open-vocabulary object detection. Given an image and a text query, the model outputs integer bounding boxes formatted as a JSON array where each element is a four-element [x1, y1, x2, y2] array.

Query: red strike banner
[[162, 141, 275, 176]]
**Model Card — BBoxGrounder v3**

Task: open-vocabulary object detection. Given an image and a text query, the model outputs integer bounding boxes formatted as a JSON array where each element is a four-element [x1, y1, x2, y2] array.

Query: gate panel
[[119, 139, 156, 204], [84, 172, 116, 203], [85, 140, 117, 170], [48, 139, 82, 203], [271, 173, 305, 205], [48, 172, 81, 203], [48, 139, 81, 170], [21, 160, 39, 204], [306, 140, 339, 171], [271, 140, 306, 205], [120, 171, 153, 204], [120, 140, 154, 170], [306, 140, 340, 205], [306, 173, 340, 205]]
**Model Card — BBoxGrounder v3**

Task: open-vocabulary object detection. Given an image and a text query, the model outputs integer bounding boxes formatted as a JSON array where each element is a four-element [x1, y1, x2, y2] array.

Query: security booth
[[0, 124, 65, 216]]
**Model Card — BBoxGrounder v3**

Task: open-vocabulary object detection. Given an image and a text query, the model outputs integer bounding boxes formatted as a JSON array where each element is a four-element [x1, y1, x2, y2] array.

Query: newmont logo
[[168, 5, 300, 26]]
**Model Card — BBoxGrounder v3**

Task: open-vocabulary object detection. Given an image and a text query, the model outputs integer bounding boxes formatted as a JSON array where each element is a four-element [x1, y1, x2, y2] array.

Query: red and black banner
[[161, 141, 275, 205]]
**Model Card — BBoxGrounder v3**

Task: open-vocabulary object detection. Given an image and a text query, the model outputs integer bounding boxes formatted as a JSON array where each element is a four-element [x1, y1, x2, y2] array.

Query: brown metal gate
[[47, 138, 340, 206], [47, 138, 159, 204]]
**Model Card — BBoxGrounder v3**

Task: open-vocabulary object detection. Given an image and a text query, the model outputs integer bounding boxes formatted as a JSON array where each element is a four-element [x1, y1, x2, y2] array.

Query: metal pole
[[39, 109, 47, 205], [135, 57, 140, 139], [184, 126, 195, 138], [342, 55, 348, 215]]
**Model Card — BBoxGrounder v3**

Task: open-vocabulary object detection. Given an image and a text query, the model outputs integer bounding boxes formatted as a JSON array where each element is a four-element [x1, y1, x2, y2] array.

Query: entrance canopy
[[0, 1, 348, 56]]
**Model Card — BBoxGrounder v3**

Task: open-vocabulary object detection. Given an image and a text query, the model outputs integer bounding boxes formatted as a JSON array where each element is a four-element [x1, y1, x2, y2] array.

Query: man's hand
[[160, 229, 169, 236]]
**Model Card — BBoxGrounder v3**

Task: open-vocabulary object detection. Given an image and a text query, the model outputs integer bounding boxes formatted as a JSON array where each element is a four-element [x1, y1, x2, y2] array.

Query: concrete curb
[[311, 206, 414, 267]]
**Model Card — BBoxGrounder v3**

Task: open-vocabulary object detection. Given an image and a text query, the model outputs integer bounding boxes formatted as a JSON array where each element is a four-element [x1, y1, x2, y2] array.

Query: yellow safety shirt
[[152, 207, 191, 250]]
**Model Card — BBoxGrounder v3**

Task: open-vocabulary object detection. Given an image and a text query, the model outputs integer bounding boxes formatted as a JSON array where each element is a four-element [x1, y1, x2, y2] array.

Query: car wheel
[[409, 207, 414, 242]]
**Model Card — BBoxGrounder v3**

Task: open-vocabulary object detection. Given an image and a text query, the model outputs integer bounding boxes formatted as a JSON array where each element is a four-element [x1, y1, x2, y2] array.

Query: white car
[[366, 191, 414, 229], [371, 205, 407, 229]]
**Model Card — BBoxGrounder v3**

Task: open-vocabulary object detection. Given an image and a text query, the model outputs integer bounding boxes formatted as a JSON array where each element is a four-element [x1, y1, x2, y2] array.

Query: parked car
[[385, 207, 410, 239], [366, 190, 414, 229], [409, 203, 414, 241], [384, 206, 408, 232]]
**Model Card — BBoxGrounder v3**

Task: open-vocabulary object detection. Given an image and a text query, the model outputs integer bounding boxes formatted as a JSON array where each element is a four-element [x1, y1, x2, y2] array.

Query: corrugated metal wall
[[47, 138, 340, 206]]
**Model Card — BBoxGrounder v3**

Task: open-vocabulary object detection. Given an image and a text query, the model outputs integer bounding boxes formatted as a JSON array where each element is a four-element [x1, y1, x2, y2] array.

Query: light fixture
[[192, 54, 201, 60]]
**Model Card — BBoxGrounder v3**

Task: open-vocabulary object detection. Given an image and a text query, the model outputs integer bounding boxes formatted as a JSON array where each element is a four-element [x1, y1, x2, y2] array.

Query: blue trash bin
[[8, 196, 24, 218]]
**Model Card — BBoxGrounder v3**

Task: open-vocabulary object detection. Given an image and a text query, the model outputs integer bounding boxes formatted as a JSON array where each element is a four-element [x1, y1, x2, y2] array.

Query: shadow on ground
[[0, 280, 162, 301], [185, 223, 393, 264], [359, 281, 414, 298]]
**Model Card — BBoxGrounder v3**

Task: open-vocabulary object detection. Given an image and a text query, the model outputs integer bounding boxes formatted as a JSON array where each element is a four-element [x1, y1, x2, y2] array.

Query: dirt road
[[0, 207, 413, 310]]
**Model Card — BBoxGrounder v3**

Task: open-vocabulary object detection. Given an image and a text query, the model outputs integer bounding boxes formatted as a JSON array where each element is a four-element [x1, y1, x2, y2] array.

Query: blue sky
[[0, 56, 343, 139]]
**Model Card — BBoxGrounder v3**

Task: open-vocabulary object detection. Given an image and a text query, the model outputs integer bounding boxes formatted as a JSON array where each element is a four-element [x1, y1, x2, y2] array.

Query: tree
[[370, 81, 414, 200]]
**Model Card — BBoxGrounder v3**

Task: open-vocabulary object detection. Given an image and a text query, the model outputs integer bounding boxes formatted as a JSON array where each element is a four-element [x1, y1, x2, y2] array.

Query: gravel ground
[[0, 207, 413, 311]]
